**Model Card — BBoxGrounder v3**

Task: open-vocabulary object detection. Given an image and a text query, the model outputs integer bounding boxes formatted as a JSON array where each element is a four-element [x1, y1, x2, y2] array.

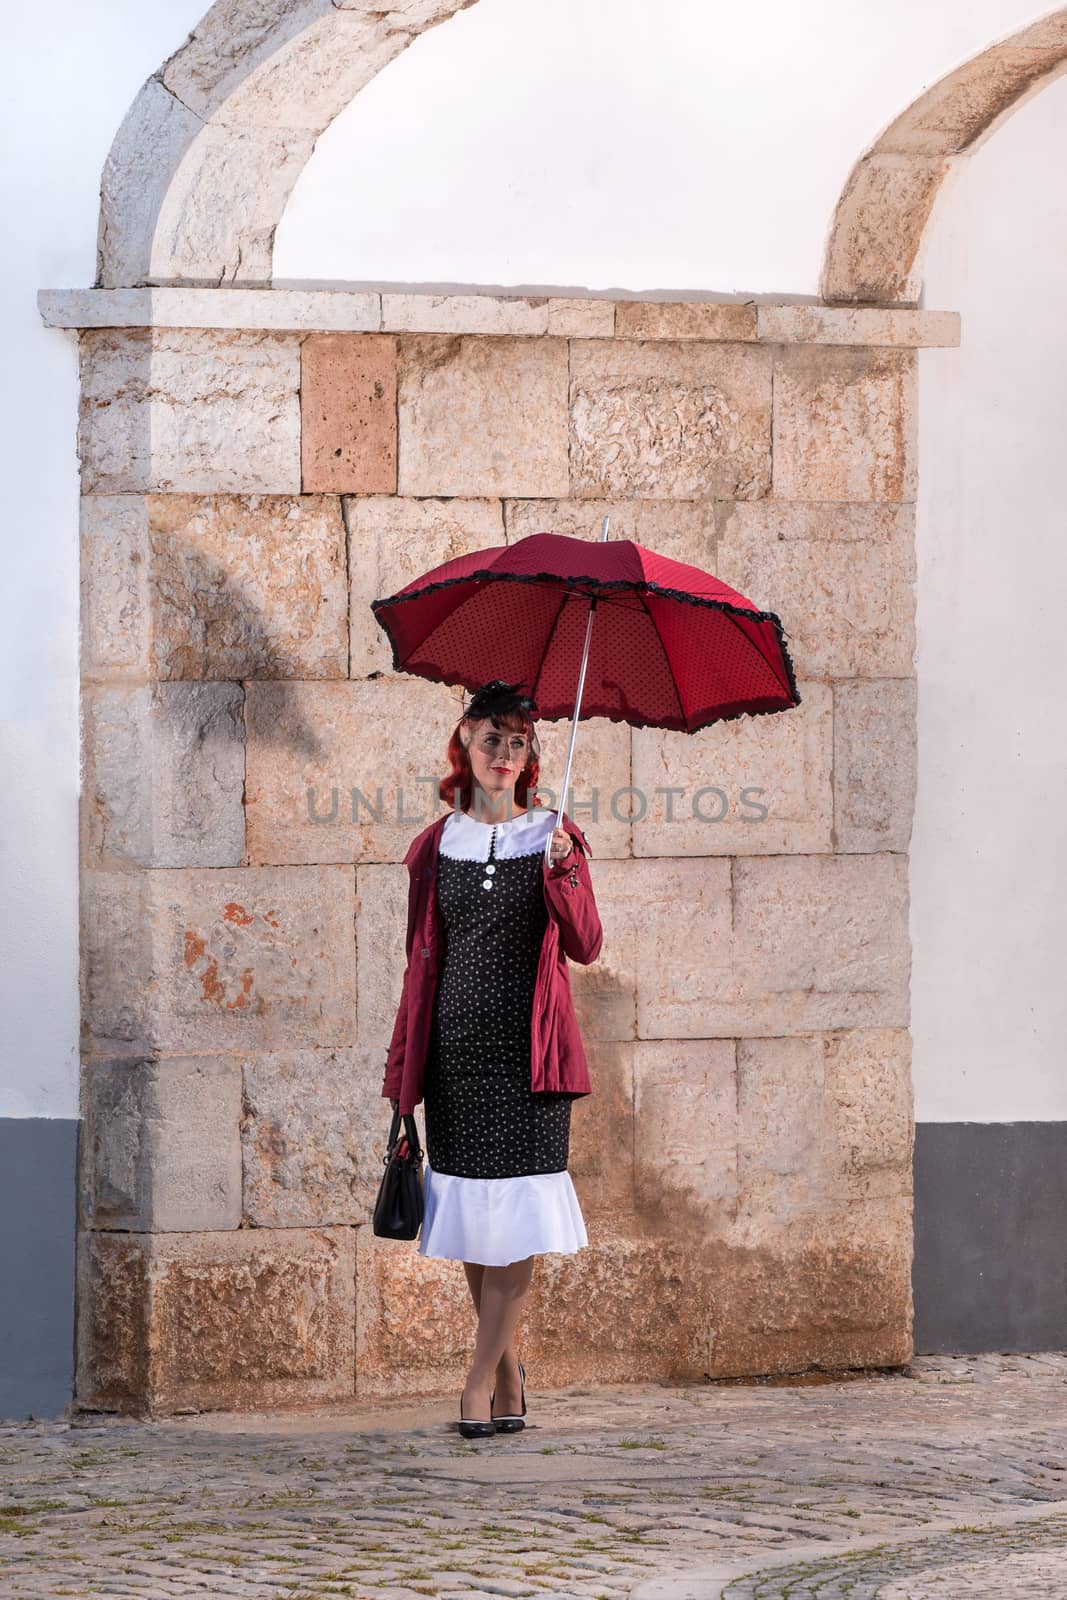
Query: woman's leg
[[461, 1256, 533, 1419]]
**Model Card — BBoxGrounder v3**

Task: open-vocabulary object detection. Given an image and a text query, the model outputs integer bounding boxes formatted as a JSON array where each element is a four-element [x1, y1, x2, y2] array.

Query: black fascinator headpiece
[[462, 679, 541, 761]]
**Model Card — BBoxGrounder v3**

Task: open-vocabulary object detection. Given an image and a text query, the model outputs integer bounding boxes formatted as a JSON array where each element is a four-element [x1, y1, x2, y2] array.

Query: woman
[[381, 679, 603, 1439]]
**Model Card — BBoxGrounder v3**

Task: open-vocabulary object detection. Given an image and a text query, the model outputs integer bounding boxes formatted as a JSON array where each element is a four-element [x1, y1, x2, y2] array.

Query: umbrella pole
[[544, 515, 611, 863]]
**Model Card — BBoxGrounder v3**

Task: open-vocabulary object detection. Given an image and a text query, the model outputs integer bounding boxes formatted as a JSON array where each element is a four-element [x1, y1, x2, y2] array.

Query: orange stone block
[[301, 333, 397, 493]]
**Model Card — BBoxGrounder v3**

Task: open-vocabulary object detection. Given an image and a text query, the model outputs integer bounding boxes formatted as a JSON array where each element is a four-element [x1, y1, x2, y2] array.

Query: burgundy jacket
[[381, 808, 603, 1116]]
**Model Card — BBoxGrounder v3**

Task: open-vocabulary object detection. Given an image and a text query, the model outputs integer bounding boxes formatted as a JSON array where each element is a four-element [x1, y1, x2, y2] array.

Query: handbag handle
[[385, 1104, 424, 1166]]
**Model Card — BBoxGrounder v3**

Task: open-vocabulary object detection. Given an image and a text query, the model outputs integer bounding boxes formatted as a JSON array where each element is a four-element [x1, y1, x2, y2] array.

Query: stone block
[[77, 1226, 356, 1415], [633, 1039, 737, 1223], [614, 302, 757, 341], [569, 1040, 635, 1218], [81, 1056, 242, 1232], [345, 496, 504, 677], [631, 682, 833, 856], [631, 858, 735, 1039], [822, 156, 948, 305], [570, 339, 771, 499], [241, 1044, 385, 1227], [97, 77, 203, 289], [82, 866, 357, 1052], [81, 493, 349, 683], [80, 496, 153, 678], [527, 715, 633, 862], [714, 500, 916, 680], [546, 298, 615, 337], [824, 1027, 914, 1202], [354, 1217, 720, 1394], [756, 305, 959, 346], [728, 853, 910, 1033], [505, 495, 717, 570], [41, 287, 382, 332], [300, 333, 397, 493], [771, 346, 917, 503], [382, 294, 547, 335], [734, 1035, 835, 1223], [354, 860, 410, 1052], [834, 678, 917, 853], [244, 676, 463, 864], [80, 683, 245, 868], [397, 335, 570, 498], [78, 329, 301, 493]]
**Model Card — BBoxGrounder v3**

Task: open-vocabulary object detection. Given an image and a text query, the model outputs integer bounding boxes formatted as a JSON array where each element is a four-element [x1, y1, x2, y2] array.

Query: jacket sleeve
[[543, 826, 603, 965], [381, 961, 409, 1101], [381, 848, 418, 1101]]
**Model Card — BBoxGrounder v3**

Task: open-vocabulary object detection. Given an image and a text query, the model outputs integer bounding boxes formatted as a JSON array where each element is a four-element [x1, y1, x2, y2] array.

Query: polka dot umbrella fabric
[[370, 531, 801, 732]]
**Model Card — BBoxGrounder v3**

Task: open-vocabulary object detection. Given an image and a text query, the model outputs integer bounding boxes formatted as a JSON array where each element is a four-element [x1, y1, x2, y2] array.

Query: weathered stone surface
[[245, 677, 463, 864], [629, 858, 734, 1039], [569, 1040, 635, 1219], [354, 1219, 719, 1393], [876, 44, 1067, 160], [757, 304, 959, 346], [300, 334, 397, 493], [824, 1027, 914, 1202], [834, 677, 917, 852], [153, 123, 315, 285], [80, 683, 245, 868], [80, 496, 153, 678], [728, 853, 910, 1033], [77, 1226, 356, 1415], [345, 496, 503, 678], [78, 329, 301, 493], [81, 1056, 242, 1232], [715, 500, 916, 680], [614, 302, 757, 341], [152, 492, 348, 678], [40, 287, 381, 331], [633, 1039, 737, 1222], [735, 1034, 837, 1222], [82, 866, 357, 1052], [526, 715, 633, 862], [81, 494, 349, 682], [772, 345, 917, 502], [570, 340, 771, 499], [382, 294, 547, 335], [354, 861, 409, 1053], [397, 335, 570, 498], [631, 682, 832, 856], [546, 297, 615, 337], [241, 1045, 384, 1227], [822, 155, 948, 305], [97, 77, 203, 289], [505, 495, 717, 570]]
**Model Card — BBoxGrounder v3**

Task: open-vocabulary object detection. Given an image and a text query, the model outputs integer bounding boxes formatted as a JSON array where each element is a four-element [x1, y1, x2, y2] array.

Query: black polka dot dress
[[417, 806, 589, 1267]]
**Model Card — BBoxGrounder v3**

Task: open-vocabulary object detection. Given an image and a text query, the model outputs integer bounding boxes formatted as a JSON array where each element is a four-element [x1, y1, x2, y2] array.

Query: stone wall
[[70, 290, 956, 1415]]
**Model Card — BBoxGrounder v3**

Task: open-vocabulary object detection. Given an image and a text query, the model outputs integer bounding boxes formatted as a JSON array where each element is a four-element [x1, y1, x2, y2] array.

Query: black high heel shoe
[[490, 1361, 527, 1433], [458, 1391, 496, 1439]]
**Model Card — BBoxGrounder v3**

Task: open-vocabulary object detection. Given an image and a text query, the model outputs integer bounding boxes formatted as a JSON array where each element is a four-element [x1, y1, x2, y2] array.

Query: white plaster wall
[[915, 71, 1067, 1122], [1, 0, 1061, 1117]]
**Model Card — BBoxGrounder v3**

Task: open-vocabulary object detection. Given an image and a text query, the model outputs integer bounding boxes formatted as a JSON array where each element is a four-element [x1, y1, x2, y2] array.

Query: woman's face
[[465, 716, 531, 799]]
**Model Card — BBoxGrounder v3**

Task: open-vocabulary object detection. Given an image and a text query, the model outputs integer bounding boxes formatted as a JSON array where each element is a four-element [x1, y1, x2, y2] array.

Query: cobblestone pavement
[[2, 1353, 1066, 1599]]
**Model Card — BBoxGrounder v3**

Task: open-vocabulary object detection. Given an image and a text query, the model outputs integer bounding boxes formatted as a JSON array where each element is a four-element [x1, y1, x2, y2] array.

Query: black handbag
[[372, 1105, 426, 1239]]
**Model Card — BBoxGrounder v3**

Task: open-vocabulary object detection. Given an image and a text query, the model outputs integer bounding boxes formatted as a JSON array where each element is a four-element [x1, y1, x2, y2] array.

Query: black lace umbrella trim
[[370, 567, 802, 733]]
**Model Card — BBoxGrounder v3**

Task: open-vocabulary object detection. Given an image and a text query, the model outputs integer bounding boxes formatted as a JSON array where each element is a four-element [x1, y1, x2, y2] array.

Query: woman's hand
[[549, 826, 575, 866]]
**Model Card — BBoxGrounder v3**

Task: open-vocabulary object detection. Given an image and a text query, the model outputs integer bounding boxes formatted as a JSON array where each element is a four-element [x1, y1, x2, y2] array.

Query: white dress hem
[[418, 1159, 589, 1266]]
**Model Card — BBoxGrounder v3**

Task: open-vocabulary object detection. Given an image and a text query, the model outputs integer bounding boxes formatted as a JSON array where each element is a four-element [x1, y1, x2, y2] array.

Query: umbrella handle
[[544, 515, 611, 863]]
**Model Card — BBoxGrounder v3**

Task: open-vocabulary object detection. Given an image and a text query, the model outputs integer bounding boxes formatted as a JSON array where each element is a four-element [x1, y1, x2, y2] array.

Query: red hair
[[439, 707, 543, 813]]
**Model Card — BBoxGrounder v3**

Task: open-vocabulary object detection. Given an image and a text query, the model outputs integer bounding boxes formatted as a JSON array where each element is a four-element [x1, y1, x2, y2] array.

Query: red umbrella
[[371, 518, 800, 857]]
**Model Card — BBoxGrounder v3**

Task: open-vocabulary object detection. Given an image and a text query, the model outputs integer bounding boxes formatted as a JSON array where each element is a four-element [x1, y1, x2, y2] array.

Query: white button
[[485, 863, 496, 874], [482, 878, 494, 890]]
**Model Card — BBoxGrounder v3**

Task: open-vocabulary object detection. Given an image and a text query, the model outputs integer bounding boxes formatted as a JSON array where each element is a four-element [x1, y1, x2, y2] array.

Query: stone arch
[[822, 9, 1067, 305], [98, 0, 481, 288]]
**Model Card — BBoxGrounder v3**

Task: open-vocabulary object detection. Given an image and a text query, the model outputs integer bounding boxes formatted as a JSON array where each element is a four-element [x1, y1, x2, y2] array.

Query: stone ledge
[[38, 288, 960, 347]]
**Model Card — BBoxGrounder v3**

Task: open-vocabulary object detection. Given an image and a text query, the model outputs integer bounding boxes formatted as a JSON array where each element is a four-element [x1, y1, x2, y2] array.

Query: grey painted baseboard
[[0, 1117, 78, 1419], [913, 1120, 1067, 1354]]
